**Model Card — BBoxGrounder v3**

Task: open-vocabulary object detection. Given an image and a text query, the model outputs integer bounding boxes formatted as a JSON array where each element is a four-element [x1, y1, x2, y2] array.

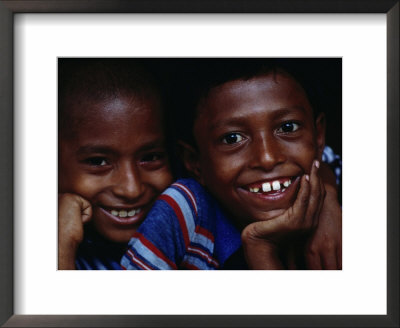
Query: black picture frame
[[0, 1, 398, 327]]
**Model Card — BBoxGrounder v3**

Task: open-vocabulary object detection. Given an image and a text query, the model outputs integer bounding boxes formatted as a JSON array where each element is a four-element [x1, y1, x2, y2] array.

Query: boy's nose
[[249, 134, 285, 170], [112, 163, 144, 201]]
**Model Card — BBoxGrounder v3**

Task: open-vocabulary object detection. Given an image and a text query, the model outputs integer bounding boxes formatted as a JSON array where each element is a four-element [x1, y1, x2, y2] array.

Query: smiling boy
[[121, 59, 342, 270], [58, 59, 173, 269]]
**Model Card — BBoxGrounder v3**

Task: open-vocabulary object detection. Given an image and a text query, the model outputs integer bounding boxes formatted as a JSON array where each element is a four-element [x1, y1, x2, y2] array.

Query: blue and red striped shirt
[[76, 227, 126, 270], [121, 178, 243, 270]]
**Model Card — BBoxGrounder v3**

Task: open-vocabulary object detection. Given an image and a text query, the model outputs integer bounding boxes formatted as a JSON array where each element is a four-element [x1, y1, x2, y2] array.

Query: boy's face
[[59, 94, 173, 243], [191, 73, 325, 227]]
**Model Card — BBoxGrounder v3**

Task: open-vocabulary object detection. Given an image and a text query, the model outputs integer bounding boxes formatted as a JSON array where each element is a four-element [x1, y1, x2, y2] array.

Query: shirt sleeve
[[121, 186, 197, 270], [322, 145, 342, 187]]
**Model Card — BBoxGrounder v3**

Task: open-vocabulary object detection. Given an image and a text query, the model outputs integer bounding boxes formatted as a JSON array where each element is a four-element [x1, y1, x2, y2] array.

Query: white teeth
[[249, 178, 292, 194], [110, 208, 141, 218], [262, 182, 271, 192], [272, 181, 281, 191]]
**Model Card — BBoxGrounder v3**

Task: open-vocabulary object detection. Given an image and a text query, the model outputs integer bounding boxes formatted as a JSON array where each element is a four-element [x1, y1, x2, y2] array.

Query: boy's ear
[[178, 141, 203, 184], [315, 113, 326, 160]]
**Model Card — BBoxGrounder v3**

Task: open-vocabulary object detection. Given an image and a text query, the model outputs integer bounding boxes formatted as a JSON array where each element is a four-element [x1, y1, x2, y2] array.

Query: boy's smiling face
[[191, 72, 325, 228], [59, 94, 173, 243]]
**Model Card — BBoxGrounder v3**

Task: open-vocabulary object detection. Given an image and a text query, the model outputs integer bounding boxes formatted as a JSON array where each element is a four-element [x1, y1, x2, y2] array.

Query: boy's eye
[[141, 153, 164, 163], [221, 133, 244, 145], [86, 157, 108, 166], [277, 122, 300, 133]]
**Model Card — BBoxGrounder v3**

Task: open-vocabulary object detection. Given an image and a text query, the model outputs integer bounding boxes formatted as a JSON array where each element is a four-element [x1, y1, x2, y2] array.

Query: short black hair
[[58, 58, 162, 139], [165, 58, 337, 148]]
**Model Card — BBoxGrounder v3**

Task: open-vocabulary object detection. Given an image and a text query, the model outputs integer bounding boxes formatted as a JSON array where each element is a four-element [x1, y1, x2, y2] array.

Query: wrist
[[58, 234, 80, 270], [242, 236, 283, 270], [58, 241, 78, 270]]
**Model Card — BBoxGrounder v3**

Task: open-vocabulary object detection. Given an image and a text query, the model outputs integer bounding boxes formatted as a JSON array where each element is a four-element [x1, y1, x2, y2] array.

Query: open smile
[[245, 177, 294, 194], [237, 175, 301, 210], [107, 207, 142, 218], [99, 205, 147, 227]]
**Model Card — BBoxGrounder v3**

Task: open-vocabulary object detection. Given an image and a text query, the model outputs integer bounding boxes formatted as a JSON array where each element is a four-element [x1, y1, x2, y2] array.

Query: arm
[[242, 161, 325, 269], [58, 193, 92, 270], [304, 162, 342, 269]]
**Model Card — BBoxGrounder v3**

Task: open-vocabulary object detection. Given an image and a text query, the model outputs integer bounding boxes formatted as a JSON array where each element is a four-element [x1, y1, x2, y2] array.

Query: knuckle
[[241, 223, 259, 241], [58, 193, 82, 209]]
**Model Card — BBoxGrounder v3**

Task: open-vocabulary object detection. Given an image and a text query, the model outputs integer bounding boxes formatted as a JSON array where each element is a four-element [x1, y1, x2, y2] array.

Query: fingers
[[58, 193, 92, 223], [306, 251, 338, 270], [76, 196, 92, 223], [289, 174, 311, 224], [305, 160, 324, 228], [288, 159, 323, 233], [305, 252, 322, 270], [304, 236, 323, 270], [242, 159, 326, 253], [321, 251, 338, 270]]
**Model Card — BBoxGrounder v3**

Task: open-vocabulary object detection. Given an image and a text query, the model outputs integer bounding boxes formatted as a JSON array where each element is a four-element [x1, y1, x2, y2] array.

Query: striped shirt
[[121, 178, 243, 270], [76, 227, 127, 270]]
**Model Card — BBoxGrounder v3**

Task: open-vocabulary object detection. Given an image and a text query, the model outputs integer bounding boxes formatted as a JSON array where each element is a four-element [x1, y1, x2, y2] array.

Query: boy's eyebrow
[[209, 117, 248, 131], [76, 139, 166, 156], [136, 140, 166, 152], [270, 106, 309, 119], [76, 146, 116, 155]]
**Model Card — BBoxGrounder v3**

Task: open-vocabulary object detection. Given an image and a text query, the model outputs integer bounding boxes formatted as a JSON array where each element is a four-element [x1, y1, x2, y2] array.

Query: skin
[[183, 72, 339, 269], [191, 73, 325, 227], [242, 163, 324, 269], [304, 181, 342, 269], [58, 94, 173, 269]]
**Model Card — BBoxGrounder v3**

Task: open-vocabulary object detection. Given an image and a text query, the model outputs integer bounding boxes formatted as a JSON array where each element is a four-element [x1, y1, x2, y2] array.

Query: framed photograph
[[1, 1, 398, 327]]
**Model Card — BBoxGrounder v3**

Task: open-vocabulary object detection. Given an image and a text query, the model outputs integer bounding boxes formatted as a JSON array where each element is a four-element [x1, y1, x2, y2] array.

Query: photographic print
[[58, 58, 342, 271]]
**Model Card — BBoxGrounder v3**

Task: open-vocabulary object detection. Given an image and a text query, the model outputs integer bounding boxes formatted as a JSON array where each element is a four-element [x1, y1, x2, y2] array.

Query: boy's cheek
[[58, 175, 97, 198], [293, 141, 319, 173], [199, 156, 236, 185]]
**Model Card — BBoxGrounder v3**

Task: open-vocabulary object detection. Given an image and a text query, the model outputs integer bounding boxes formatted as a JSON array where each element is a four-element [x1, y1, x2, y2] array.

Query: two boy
[[58, 58, 342, 270]]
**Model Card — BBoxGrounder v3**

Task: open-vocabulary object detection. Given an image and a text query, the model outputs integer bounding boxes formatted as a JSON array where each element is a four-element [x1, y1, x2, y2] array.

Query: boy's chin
[[235, 208, 288, 229], [253, 208, 286, 222], [95, 225, 138, 244]]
